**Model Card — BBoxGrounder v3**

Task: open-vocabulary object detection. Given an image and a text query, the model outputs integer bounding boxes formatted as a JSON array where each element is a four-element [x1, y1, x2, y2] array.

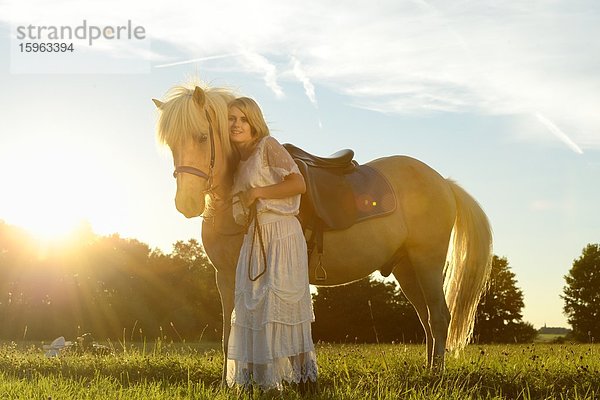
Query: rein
[[247, 203, 268, 281], [172, 109, 216, 193]]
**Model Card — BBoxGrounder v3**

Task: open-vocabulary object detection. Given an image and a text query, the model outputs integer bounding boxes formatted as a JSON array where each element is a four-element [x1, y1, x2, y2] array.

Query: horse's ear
[[193, 86, 206, 107], [152, 98, 164, 109]]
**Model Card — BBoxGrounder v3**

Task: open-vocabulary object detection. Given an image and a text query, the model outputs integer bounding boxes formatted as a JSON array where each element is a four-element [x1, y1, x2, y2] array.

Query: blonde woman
[[226, 97, 318, 393]]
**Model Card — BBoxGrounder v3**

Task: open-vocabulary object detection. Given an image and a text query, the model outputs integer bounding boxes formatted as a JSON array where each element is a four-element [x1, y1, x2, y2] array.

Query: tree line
[[1, 220, 598, 343], [0, 222, 222, 341]]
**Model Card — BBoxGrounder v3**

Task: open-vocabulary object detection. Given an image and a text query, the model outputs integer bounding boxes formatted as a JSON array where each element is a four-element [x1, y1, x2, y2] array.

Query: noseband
[[172, 110, 216, 193]]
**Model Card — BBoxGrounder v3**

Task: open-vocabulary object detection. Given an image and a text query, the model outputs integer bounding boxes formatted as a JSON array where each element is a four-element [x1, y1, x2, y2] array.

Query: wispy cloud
[[530, 199, 574, 213], [155, 53, 242, 69], [530, 200, 556, 212], [2, 0, 599, 150], [535, 113, 583, 154], [241, 51, 284, 99], [291, 55, 322, 128], [291, 56, 317, 107]]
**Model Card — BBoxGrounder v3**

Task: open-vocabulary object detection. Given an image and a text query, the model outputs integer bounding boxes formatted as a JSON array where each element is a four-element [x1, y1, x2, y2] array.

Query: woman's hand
[[240, 187, 260, 208]]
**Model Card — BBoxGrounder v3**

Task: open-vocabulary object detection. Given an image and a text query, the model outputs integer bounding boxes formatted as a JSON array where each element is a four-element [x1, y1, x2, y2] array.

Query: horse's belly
[[307, 213, 406, 286]]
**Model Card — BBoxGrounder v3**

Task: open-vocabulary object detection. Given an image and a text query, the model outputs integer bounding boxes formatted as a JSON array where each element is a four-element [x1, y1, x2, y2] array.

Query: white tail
[[444, 180, 493, 351]]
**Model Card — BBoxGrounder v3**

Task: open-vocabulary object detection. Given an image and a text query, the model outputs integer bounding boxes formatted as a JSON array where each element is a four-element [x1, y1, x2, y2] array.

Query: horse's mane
[[155, 82, 236, 163], [155, 82, 239, 217]]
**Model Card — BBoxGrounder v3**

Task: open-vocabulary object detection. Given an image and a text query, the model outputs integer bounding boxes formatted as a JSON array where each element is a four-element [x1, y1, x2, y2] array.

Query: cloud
[[2, 0, 599, 149], [154, 53, 242, 69], [530, 200, 555, 212], [241, 51, 284, 99], [291, 56, 317, 107], [535, 113, 583, 154], [530, 199, 574, 213]]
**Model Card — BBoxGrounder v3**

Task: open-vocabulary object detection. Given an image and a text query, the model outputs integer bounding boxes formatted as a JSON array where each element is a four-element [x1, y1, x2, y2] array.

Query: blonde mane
[[155, 83, 236, 162]]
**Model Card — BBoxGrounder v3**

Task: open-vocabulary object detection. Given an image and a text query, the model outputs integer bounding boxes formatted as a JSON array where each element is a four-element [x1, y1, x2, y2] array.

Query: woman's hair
[[228, 97, 270, 141]]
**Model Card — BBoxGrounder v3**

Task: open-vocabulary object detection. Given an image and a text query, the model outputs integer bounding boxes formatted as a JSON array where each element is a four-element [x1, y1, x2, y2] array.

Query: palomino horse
[[152, 84, 493, 378]]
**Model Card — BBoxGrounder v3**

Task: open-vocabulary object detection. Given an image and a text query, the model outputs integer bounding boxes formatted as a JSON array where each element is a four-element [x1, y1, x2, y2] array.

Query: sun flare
[[2, 156, 87, 243], [0, 136, 113, 247], [15, 212, 87, 243]]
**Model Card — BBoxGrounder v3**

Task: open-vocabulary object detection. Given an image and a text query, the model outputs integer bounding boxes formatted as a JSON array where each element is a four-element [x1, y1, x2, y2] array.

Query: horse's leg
[[392, 261, 433, 367], [215, 270, 235, 385], [407, 248, 451, 371]]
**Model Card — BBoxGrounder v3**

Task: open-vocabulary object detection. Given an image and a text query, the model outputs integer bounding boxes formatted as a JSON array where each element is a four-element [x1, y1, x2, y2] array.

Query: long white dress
[[226, 136, 318, 390]]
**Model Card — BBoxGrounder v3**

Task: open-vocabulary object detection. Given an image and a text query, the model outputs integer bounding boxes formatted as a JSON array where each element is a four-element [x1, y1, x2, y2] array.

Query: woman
[[226, 97, 318, 392]]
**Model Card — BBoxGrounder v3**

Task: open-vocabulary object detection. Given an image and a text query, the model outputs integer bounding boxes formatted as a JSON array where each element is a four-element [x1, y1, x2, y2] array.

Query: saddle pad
[[298, 161, 396, 230], [346, 165, 396, 223]]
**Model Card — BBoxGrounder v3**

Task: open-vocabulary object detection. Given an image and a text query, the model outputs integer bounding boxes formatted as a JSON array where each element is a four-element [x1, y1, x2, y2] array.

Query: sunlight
[[15, 212, 86, 243], [2, 150, 85, 243], [0, 134, 114, 248]]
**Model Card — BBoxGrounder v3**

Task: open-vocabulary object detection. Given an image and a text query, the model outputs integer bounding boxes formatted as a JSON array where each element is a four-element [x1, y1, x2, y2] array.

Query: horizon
[[0, 215, 586, 331]]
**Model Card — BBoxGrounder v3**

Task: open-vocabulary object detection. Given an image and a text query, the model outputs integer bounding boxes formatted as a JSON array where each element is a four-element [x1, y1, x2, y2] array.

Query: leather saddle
[[283, 144, 355, 170], [284, 143, 358, 230], [283, 144, 397, 279]]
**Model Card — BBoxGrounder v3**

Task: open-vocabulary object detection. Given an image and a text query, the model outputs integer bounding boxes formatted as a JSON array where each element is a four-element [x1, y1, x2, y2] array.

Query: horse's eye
[[198, 134, 208, 143]]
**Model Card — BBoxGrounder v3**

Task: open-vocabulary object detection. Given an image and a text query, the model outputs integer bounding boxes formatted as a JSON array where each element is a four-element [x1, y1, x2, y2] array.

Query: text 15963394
[[18, 43, 75, 53]]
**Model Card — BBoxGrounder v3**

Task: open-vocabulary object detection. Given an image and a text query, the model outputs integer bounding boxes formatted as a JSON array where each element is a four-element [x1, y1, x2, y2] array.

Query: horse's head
[[153, 84, 235, 218]]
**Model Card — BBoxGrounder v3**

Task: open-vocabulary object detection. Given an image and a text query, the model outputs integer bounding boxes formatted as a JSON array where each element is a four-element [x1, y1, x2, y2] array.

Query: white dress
[[226, 136, 318, 390]]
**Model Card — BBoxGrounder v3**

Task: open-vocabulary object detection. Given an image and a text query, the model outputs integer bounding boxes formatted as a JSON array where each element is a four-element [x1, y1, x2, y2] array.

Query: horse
[[152, 83, 493, 379]]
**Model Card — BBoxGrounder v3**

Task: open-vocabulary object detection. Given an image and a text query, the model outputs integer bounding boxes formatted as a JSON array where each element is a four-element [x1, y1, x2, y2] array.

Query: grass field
[[1, 340, 598, 399], [535, 333, 569, 344]]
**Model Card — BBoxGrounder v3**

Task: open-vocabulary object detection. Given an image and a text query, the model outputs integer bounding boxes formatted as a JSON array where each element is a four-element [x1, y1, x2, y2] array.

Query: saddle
[[283, 144, 355, 170], [283, 143, 397, 279], [284, 143, 357, 230]]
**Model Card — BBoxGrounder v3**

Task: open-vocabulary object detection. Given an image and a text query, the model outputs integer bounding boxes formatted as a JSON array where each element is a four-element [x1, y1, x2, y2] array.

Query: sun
[[0, 137, 100, 245], [4, 181, 92, 249], [15, 211, 86, 243]]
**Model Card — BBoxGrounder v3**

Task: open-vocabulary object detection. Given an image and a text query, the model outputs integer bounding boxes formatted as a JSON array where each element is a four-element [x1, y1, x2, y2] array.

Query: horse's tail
[[444, 180, 493, 352]]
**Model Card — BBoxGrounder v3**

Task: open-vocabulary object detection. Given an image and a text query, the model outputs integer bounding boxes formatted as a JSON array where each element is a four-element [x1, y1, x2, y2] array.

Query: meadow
[[0, 340, 598, 399]]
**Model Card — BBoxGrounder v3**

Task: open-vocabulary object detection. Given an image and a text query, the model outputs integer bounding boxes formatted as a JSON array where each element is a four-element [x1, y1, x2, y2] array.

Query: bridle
[[172, 108, 266, 280], [172, 109, 216, 194]]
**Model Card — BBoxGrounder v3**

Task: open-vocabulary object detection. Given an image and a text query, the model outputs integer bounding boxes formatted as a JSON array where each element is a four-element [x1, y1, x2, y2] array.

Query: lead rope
[[247, 203, 268, 281]]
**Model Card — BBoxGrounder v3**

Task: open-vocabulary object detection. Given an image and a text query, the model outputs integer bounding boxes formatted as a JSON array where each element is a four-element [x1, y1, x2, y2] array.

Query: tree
[[165, 239, 222, 340], [562, 243, 600, 342], [312, 276, 423, 343], [473, 255, 537, 343], [0, 219, 224, 341]]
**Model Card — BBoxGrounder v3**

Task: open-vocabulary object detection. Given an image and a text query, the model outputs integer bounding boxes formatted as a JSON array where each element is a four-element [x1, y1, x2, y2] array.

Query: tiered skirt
[[226, 213, 318, 390]]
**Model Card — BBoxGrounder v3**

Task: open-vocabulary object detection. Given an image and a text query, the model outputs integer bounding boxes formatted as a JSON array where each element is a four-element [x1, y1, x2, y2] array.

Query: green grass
[[0, 341, 598, 399]]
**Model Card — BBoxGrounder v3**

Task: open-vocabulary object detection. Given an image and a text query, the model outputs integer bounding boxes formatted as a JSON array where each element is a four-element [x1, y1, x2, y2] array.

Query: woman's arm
[[239, 173, 305, 208]]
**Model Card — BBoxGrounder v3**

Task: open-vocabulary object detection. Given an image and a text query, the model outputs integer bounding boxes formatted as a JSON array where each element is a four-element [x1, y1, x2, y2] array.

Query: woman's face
[[228, 106, 253, 145]]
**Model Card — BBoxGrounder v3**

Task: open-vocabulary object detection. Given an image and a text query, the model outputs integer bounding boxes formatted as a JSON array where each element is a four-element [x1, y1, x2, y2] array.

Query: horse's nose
[[175, 194, 203, 218]]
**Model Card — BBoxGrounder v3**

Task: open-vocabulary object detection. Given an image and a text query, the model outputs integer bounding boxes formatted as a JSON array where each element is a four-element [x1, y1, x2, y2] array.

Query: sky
[[0, 0, 599, 329]]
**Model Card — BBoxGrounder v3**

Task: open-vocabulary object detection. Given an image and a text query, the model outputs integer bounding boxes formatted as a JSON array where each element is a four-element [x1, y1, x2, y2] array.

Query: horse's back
[[367, 155, 456, 243], [367, 155, 447, 184]]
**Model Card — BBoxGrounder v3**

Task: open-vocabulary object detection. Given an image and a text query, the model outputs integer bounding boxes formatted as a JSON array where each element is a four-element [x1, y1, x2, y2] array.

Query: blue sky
[[1, 0, 599, 329]]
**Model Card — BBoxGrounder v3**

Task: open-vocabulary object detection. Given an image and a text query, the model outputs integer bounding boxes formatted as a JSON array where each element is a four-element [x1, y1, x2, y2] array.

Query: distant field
[[0, 341, 598, 399], [535, 333, 569, 343]]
